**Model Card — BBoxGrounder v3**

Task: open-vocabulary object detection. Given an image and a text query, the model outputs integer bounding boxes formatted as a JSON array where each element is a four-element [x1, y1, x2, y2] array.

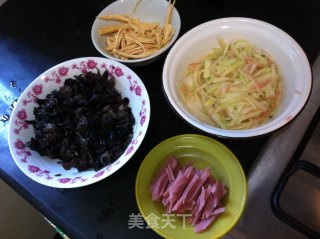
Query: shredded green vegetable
[[179, 38, 282, 130]]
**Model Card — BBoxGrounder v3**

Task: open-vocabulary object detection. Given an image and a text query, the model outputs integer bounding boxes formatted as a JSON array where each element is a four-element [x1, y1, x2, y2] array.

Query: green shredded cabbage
[[179, 38, 282, 130]]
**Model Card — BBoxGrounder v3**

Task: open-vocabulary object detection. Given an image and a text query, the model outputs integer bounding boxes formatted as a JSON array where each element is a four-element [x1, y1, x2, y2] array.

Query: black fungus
[[26, 70, 135, 171]]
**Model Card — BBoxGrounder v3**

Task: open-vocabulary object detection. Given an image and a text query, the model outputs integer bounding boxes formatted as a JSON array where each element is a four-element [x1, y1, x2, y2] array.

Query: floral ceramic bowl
[[8, 57, 150, 188]]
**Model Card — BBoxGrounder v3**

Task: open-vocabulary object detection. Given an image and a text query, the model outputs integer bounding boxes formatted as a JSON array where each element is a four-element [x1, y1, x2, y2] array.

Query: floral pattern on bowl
[[8, 57, 150, 188]]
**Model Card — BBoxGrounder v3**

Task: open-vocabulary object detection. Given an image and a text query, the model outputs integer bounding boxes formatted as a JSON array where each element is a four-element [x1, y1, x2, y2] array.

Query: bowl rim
[[162, 17, 312, 138], [91, 0, 181, 64], [135, 134, 248, 239], [8, 56, 151, 188]]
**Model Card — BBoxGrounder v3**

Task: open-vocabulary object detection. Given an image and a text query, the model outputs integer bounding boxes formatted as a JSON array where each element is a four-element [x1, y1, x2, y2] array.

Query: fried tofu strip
[[97, 0, 176, 59]]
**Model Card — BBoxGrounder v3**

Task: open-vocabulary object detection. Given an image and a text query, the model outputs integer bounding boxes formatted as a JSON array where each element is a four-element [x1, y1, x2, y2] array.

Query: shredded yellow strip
[[97, 0, 175, 60], [178, 38, 283, 130]]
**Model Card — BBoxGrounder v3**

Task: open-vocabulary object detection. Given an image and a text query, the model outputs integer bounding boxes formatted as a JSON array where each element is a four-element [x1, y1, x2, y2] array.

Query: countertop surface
[[0, 0, 319, 239]]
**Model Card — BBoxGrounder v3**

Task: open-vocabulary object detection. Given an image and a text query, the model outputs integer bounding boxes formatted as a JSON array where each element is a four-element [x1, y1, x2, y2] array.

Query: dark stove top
[[226, 54, 320, 239], [272, 107, 320, 238]]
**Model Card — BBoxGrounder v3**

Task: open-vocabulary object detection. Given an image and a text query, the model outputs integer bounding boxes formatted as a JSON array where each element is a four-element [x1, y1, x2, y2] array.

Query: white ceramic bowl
[[91, 0, 181, 66], [163, 17, 312, 138], [8, 57, 150, 188]]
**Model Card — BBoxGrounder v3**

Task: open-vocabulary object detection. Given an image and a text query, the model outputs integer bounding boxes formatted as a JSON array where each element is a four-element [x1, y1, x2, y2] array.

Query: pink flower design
[[140, 115, 146, 126], [32, 84, 43, 95], [87, 59, 97, 69], [114, 67, 124, 77], [72, 63, 77, 69], [126, 146, 134, 155], [108, 70, 114, 78], [93, 171, 105, 178], [82, 69, 87, 74], [101, 63, 107, 69], [58, 66, 69, 76], [58, 178, 71, 184], [127, 75, 132, 80], [22, 99, 28, 106], [28, 165, 40, 173], [22, 122, 29, 129], [14, 129, 19, 135], [135, 86, 142, 96], [55, 78, 62, 84], [14, 139, 25, 149], [44, 76, 50, 82], [17, 109, 27, 120], [106, 166, 112, 171]]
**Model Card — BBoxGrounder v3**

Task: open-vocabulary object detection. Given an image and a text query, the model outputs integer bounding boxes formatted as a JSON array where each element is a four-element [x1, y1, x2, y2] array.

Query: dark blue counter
[[0, 0, 319, 238]]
